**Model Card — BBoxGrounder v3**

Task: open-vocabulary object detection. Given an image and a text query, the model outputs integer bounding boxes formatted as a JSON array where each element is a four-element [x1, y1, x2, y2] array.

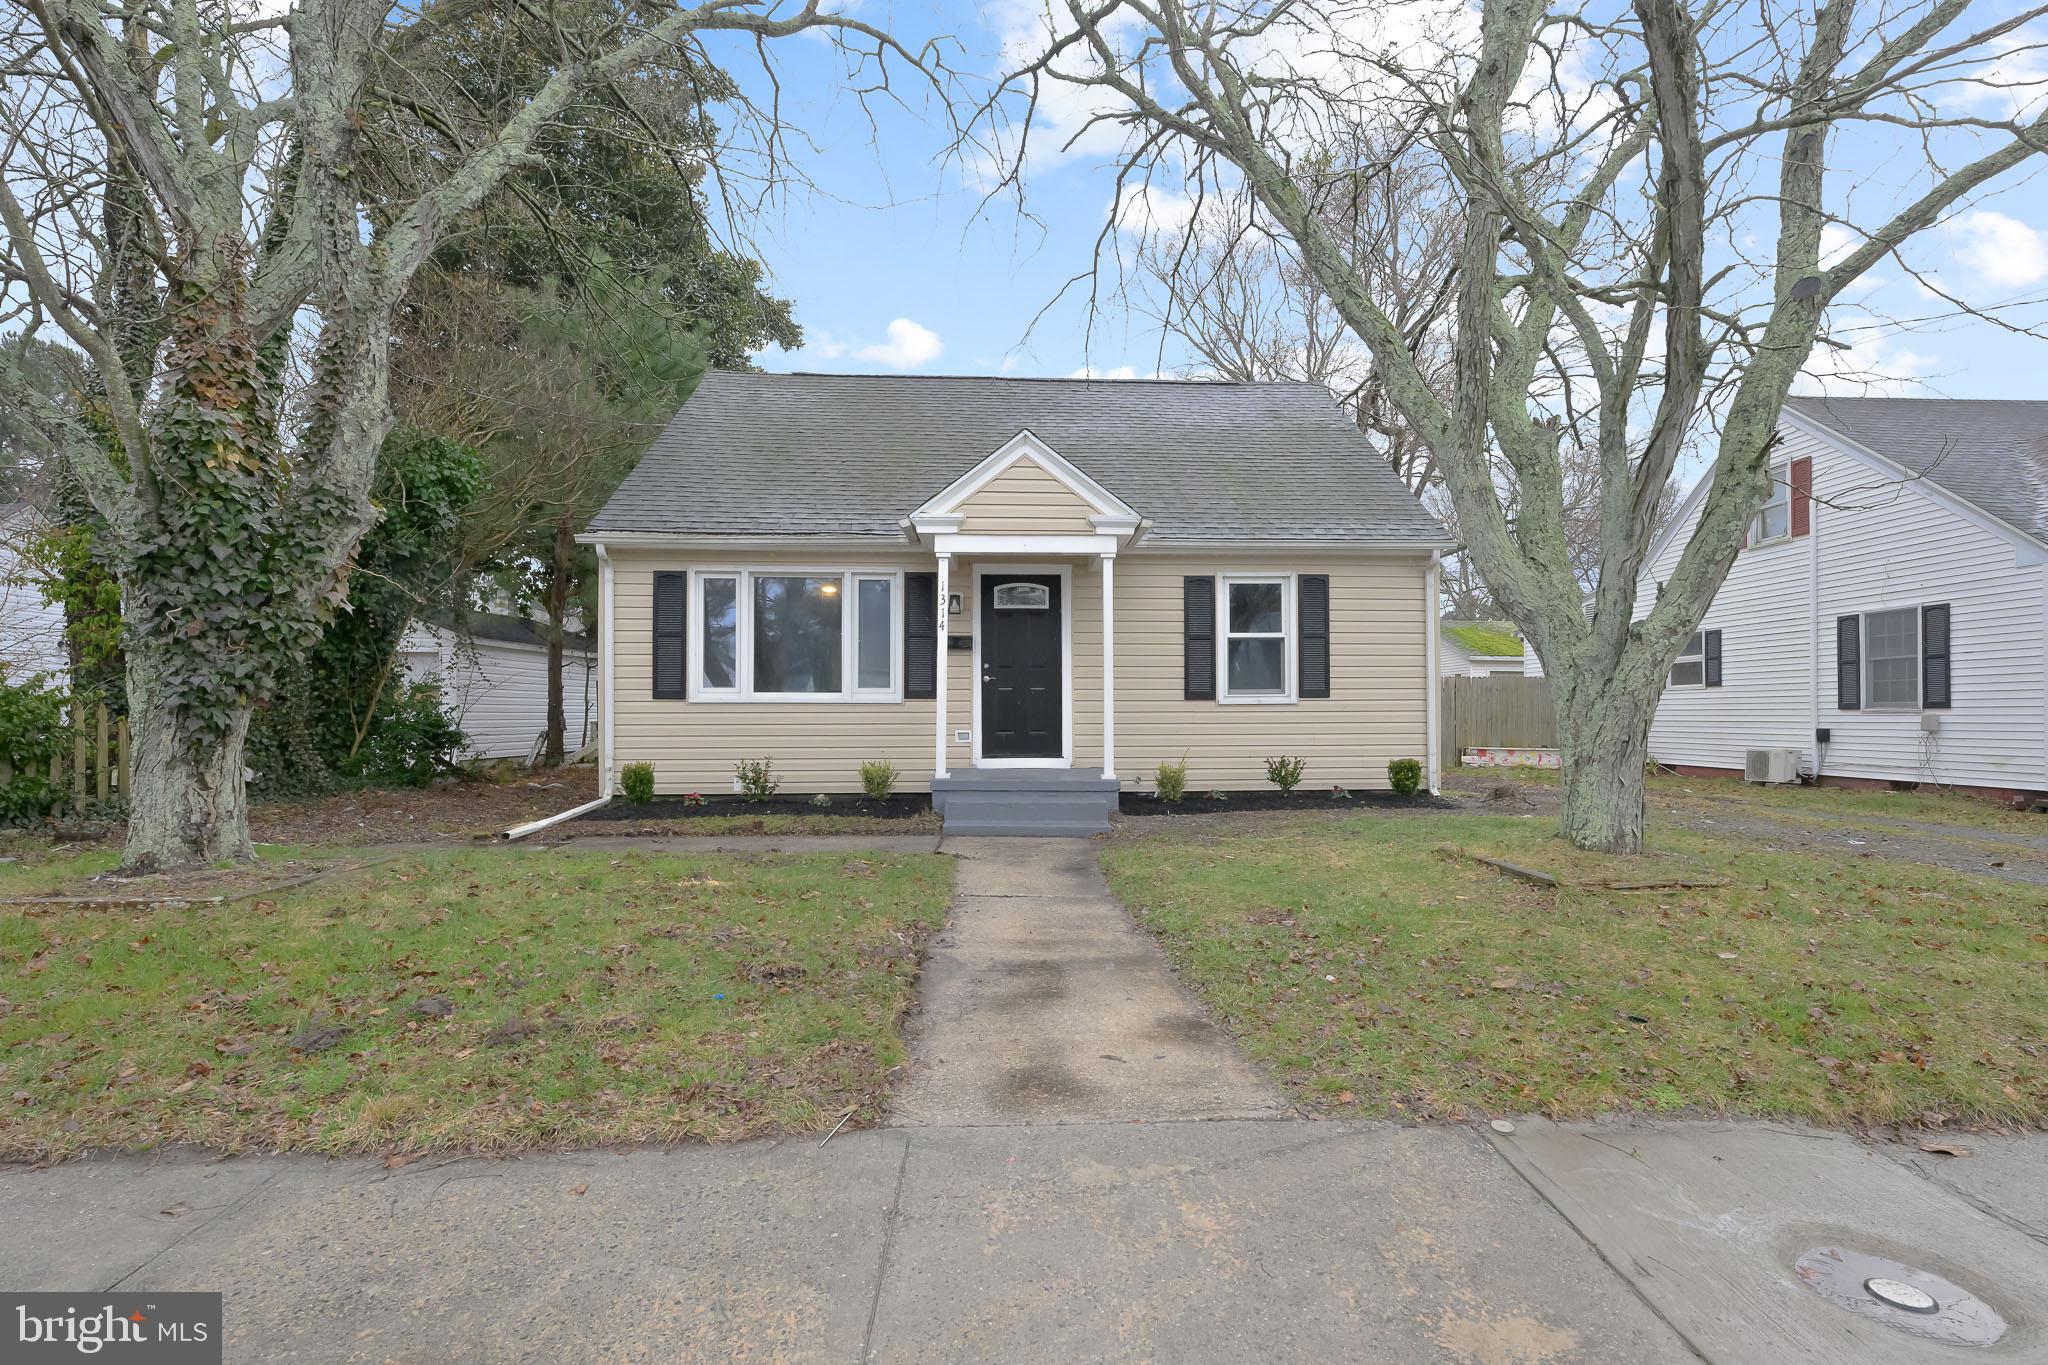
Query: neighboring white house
[[1635, 397, 2048, 800], [0, 503, 68, 685], [398, 612, 597, 761], [1439, 620, 1545, 678]]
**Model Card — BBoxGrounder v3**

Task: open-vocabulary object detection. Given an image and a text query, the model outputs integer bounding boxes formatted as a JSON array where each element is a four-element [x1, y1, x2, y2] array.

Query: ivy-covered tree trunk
[[122, 631, 254, 870]]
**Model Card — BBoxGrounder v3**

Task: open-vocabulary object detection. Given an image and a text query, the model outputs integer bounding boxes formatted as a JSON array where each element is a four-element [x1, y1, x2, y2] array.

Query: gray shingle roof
[[1785, 396, 2048, 548], [587, 372, 1450, 546]]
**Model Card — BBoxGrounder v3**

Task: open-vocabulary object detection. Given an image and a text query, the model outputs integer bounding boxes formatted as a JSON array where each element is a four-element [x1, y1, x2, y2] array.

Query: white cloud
[[1067, 364, 1157, 379], [1792, 328, 1939, 397], [1944, 209, 2048, 289], [855, 318, 944, 370]]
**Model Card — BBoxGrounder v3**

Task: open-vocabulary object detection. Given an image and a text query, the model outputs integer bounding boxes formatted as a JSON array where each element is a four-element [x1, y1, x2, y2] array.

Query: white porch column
[[935, 554, 951, 781], [1100, 553, 1116, 780]]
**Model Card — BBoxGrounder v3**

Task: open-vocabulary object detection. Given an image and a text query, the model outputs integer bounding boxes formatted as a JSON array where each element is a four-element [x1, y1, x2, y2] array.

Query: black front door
[[980, 575, 1063, 759]]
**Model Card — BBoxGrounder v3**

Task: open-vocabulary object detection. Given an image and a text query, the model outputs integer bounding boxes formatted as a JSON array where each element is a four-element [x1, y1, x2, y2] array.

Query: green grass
[[1442, 621, 1525, 657], [1478, 766, 2044, 835], [0, 846, 951, 1158], [1104, 814, 2047, 1128]]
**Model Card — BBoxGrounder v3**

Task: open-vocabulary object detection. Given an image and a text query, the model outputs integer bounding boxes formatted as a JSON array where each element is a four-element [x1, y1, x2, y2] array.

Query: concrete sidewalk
[[5, 1119, 2042, 1363], [888, 837, 1291, 1126]]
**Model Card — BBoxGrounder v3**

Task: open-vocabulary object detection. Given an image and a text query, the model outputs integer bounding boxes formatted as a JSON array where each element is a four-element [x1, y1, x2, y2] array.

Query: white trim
[[1666, 629, 1709, 690], [1859, 604, 1922, 712], [1216, 572, 1297, 704], [935, 554, 950, 780], [1425, 552, 1441, 794], [597, 545, 615, 795], [576, 531, 912, 550], [1747, 462, 1792, 546], [971, 562, 1073, 768], [913, 429, 1137, 524], [931, 532, 1120, 557], [1129, 537, 1453, 554], [1101, 555, 1116, 781], [684, 567, 905, 704]]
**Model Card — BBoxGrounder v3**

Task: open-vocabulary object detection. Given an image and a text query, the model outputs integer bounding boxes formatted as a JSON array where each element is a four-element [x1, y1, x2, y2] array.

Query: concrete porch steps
[[931, 768, 1121, 836]]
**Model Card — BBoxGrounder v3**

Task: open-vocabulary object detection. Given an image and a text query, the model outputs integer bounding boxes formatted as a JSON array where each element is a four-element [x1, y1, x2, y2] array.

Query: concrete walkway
[[887, 837, 1291, 1126]]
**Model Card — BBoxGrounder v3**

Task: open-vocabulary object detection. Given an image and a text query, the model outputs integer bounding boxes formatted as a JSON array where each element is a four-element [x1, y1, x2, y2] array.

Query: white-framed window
[[1668, 631, 1706, 688], [691, 569, 901, 702], [1218, 573, 1295, 703], [1749, 466, 1790, 544], [1863, 606, 1919, 710]]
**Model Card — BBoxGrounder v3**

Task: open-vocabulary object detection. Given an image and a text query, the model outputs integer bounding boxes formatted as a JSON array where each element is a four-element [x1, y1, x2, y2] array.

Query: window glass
[[1668, 631, 1704, 688], [1751, 471, 1790, 542], [856, 578, 892, 690], [1229, 580, 1284, 633], [753, 575, 843, 694], [1865, 607, 1919, 708], [1228, 637, 1287, 693], [993, 582, 1049, 610], [701, 576, 738, 691], [1221, 577, 1289, 698]]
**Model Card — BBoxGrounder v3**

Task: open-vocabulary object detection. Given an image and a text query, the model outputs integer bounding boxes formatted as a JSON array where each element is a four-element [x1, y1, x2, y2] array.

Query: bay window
[[692, 570, 900, 701]]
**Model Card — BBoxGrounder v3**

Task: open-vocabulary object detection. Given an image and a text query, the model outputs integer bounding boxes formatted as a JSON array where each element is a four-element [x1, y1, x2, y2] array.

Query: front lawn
[[1103, 814, 2046, 1128], [0, 846, 951, 1159]]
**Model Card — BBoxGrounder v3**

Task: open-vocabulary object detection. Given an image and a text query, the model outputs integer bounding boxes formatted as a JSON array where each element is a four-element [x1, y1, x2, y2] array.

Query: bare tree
[[1, 0, 953, 870], [988, 0, 2048, 851]]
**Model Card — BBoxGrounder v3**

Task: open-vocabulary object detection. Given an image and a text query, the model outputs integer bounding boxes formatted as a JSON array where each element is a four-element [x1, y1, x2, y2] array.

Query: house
[[398, 611, 596, 762], [1635, 397, 2048, 802], [579, 372, 1453, 833], [0, 503, 68, 685], [1439, 620, 1543, 678]]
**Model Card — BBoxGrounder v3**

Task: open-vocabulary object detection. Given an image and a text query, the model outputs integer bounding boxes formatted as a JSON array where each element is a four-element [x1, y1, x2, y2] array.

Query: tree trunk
[[1553, 665, 1657, 854], [542, 519, 570, 766], [120, 633, 255, 872]]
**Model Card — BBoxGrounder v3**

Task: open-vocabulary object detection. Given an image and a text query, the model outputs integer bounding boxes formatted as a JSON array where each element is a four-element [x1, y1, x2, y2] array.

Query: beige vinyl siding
[[611, 549, 935, 794], [1114, 553, 1429, 790], [955, 460, 1098, 534], [609, 546, 1431, 794]]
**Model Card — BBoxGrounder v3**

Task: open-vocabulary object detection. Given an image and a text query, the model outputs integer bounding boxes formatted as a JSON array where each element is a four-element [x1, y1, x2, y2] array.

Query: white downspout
[[504, 542, 614, 840], [1425, 551, 1442, 793]]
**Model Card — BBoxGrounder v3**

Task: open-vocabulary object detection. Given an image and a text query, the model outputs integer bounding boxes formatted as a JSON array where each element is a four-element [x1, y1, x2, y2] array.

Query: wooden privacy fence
[[1439, 676, 1557, 769], [0, 702, 130, 811]]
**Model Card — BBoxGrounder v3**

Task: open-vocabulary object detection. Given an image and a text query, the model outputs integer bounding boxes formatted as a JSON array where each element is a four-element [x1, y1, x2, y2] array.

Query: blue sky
[[716, 4, 2048, 399]]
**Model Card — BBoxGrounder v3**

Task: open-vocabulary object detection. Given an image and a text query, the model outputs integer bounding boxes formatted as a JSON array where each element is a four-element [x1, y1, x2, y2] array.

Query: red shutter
[[1790, 456, 1813, 537]]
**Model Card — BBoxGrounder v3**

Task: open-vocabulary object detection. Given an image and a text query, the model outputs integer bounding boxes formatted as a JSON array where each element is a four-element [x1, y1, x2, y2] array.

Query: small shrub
[[1207, 789, 1228, 802], [810, 792, 831, 808], [735, 757, 779, 802], [1387, 758, 1423, 797], [682, 792, 707, 807], [1155, 753, 1189, 803], [351, 682, 466, 788], [1330, 784, 1350, 800], [620, 762, 655, 804], [0, 672, 66, 826], [1264, 755, 1306, 795], [859, 760, 898, 800]]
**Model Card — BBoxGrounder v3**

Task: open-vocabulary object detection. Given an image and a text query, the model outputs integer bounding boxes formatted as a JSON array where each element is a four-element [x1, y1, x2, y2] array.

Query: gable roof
[[586, 371, 1450, 546], [1784, 397, 2048, 549]]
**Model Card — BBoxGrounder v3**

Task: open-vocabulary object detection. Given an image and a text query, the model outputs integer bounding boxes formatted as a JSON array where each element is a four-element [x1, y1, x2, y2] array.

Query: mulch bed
[[1119, 790, 1455, 816], [578, 795, 934, 821]]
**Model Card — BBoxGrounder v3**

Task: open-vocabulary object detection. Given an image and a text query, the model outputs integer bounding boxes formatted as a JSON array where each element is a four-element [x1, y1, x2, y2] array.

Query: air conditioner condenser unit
[[1744, 747, 1801, 784]]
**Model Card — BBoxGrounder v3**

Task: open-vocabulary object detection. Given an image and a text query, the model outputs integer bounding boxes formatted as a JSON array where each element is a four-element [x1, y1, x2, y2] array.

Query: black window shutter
[[1298, 574, 1330, 699], [1183, 576, 1216, 700], [904, 573, 937, 699], [652, 572, 687, 699], [1922, 603, 1951, 709], [1703, 629, 1723, 687], [1836, 615, 1860, 710]]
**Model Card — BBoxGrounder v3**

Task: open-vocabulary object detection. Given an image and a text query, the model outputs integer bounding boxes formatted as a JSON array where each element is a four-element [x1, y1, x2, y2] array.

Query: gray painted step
[[932, 771, 1118, 836]]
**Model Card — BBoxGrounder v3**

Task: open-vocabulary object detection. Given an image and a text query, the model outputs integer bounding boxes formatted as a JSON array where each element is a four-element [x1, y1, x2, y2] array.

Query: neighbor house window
[[693, 570, 900, 702], [1219, 575, 1294, 702], [1863, 606, 1919, 709], [1669, 631, 1706, 688], [1749, 467, 1790, 544]]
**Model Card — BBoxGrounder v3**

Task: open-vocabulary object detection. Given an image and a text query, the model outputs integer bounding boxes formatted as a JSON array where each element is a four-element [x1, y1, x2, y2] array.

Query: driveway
[[887, 837, 1290, 1126]]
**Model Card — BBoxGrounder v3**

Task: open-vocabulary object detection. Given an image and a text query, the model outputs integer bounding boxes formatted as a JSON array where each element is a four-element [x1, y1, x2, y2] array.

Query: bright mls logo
[[4, 1293, 221, 1362]]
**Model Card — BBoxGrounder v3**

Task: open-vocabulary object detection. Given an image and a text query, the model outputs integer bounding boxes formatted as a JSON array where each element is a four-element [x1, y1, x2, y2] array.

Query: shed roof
[[587, 371, 1449, 546]]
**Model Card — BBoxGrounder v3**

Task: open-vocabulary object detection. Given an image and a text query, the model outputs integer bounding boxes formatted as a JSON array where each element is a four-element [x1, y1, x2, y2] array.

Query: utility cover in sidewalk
[[1794, 1246, 2007, 1346]]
